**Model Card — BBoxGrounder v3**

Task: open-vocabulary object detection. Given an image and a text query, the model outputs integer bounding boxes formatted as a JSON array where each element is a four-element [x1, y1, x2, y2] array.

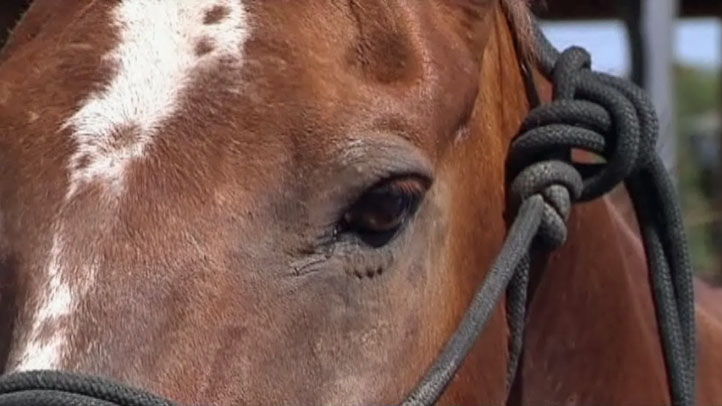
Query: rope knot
[[509, 161, 583, 249], [511, 43, 660, 205]]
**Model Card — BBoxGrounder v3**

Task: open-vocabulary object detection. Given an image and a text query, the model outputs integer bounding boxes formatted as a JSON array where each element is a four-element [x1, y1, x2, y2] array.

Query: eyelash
[[336, 175, 429, 248]]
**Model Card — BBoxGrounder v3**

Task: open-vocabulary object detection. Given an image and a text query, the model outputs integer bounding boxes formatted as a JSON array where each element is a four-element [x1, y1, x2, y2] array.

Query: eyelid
[[383, 176, 432, 197], [336, 173, 432, 228], [345, 175, 430, 221], [326, 135, 435, 208]]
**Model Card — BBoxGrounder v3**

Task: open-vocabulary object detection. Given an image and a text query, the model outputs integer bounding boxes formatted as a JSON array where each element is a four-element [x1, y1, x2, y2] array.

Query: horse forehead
[[78, 0, 251, 135], [61, 0, 252, 195]]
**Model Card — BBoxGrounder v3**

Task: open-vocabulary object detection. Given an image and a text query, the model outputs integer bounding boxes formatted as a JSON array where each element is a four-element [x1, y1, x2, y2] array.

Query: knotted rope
[[399, 21, 696, 406], [505, 23, 695, 406]]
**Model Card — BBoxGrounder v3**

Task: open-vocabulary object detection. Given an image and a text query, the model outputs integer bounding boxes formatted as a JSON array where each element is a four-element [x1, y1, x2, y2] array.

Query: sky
[[539, 18, 721, 76]]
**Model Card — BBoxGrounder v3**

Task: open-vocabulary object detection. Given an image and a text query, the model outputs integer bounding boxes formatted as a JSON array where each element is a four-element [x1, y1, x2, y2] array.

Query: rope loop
[[508, 39, 661, 234], [552, 46, 591, 99]]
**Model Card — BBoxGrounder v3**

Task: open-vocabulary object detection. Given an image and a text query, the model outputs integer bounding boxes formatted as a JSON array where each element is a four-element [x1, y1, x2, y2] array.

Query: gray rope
[[0, 371, 174, 406], [398, 19, 695, 406], [516, 23, 695, 406], [0, 16, 695, 406]]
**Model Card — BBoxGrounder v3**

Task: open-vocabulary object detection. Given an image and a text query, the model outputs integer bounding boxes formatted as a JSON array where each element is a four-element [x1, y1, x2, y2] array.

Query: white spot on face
[[65, 0, 249, 198], [14, 0, 251, 371]]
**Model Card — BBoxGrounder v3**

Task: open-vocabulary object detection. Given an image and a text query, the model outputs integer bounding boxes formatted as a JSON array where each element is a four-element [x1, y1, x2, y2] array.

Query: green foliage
[[675, 64, 721, 280], [676, 65, 720, 117]]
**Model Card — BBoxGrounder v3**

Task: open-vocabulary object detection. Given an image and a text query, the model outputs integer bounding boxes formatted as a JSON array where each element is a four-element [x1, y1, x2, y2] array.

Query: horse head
[[2, 1, 719, 406], [0, 1, 536, 404]]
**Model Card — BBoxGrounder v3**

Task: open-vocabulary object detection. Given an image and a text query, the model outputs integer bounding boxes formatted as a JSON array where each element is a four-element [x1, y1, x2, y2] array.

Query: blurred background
[[535, 0, 722, 284]]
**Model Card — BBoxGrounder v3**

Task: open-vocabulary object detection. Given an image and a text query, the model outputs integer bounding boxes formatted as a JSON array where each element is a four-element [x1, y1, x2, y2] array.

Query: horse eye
[[340, 176, 428, 247]]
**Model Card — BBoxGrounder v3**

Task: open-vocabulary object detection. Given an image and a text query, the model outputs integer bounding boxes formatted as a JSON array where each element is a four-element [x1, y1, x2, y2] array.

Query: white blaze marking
[[15, 0, 250, 371], [16, 237, 74, 371], [66, 0, 250, 198]]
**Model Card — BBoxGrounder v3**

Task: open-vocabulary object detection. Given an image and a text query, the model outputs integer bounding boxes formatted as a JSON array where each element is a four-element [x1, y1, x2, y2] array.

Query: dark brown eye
[[340, 176, 428, 247]]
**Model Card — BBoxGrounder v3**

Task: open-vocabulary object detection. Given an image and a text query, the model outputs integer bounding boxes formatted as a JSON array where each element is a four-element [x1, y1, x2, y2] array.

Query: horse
[[0, 1, 721, 405]]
